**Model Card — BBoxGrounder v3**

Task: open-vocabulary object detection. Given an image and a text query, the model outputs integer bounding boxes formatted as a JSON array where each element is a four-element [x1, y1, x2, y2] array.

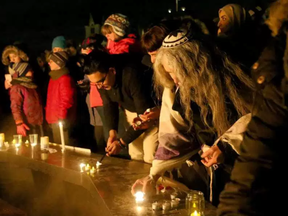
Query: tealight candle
[[152, 202, 161, 211], [85, 164, 91, 171], [134, 191, 144, 204], [80, 163, 85, 172], [162, 201, 171, 211], [90, 167, 96, 174], [96, 161, 102, 169], [25, 140, 29, 144]]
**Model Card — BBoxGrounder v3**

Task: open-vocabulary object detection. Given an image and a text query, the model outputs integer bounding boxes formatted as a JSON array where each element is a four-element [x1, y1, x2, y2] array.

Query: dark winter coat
[[217, 35, 287, 216]]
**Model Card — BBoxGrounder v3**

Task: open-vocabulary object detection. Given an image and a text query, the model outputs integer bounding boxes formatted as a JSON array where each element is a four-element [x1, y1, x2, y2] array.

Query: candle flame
[[59, 121, 63, 127], [135, 191, 144, 203], [191, 210, 200, 216]]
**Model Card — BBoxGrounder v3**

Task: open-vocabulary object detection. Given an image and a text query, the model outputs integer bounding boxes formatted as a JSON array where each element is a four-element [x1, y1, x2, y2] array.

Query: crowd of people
[[1, 0, 288, 215]]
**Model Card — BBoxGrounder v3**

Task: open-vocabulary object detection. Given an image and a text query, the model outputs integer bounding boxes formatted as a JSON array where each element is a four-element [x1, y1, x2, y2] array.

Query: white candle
[[80, 163, 85, 172], [59, 122, 65, 152], [96, 161, 102, 169], [0, 133, 4, 148]]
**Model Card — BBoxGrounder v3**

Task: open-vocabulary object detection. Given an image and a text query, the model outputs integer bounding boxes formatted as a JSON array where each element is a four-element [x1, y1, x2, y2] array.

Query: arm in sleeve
[[58, 77, 75, 120], [121, 67, 155, 144], [99, 89, 119, 132], [10, 86, 24, 124]]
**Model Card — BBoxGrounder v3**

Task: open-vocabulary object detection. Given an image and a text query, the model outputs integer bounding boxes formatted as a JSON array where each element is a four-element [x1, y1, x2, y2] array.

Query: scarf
[[151, 88, 200, 176], [9, 62, 30, 77], [49, 67, 69, 80], [90, 83, 103, 107], [11, 77, 37, 89]]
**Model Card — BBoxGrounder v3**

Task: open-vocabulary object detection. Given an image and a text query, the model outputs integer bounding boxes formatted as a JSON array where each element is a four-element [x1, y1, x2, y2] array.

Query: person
[[46, 51, 77, 144], [217, 4, 270, 73], [132, 27, 255, 204], [217, 4, 248, 37], [83, 51, 158, 163], [2, 45, 43, 136], [52, 36, 67, 53], [78, 37, 107, 151], [217, 0, 288, 215], [101, 13, 142, 55]]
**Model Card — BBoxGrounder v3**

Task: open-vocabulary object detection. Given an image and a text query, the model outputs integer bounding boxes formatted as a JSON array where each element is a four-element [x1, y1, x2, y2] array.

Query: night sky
[[0, 0, 272, 53]]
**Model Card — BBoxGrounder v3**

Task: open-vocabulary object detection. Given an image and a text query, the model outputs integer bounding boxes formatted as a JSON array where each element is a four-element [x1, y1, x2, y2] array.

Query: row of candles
[[0, 121, 66, 152], [79, 161, 102, 175], [134, 190, 204, 216]]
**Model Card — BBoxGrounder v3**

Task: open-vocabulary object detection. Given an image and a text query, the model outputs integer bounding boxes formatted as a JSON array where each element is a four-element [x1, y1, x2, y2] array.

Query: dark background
[[0, 0, 273, 53]]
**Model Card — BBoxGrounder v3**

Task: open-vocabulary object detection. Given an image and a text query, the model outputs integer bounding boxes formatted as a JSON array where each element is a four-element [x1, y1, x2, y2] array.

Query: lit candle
[[96, 161, 102, 169], [85, 164, 90, 171], [90, 167, 96, 174], [58, 121, 65, 152], [0, 133, 5, 148], [25, 140, 29, 146], [80, 163, 85, 172], [191, 210, 201, 216], [134, 191, 144, 204]]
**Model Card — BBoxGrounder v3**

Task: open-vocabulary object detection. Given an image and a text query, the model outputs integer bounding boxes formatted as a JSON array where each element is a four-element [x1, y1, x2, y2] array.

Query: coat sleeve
[[58, 76, 75, 120], [121, 66, 155, 144], [10, 86, 24, 124], [99, 89, 119, 132]]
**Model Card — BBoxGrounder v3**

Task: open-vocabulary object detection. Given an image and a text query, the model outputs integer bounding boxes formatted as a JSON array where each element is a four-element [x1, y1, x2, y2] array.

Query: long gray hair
[[154, 36, 255, 136]]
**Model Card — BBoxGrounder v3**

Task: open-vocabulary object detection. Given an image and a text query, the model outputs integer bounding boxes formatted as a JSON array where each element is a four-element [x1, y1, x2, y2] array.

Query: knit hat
[[162, 29, 193, 48], [52, 36, 67, 49], [104, 14, 130, 37], [49, 51, 69, 68]]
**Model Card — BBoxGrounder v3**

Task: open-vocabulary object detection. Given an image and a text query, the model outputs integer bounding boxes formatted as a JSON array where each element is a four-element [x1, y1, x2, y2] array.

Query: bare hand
[[4, 80, 12, 89], [106, 140, 121, 156], [201, 145, 224, 167], [17, 123, 30, 137], [77, 80, 84, 84], [131, 175, 158, 196], [139, 107, 160, 122]]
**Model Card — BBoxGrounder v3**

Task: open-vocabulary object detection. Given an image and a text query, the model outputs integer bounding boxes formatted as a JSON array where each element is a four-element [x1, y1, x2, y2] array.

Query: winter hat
[[104, 14, 130, 37], [162, 29, 193, 48], [49, 51, 69, 68], [219, 4, 247, 30], [52, 36, 67, 49]]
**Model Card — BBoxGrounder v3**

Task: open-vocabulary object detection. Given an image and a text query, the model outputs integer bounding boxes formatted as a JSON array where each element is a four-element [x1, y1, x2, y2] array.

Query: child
[[2, 45, 43, 136], [46, 51, 77, 144], [101, 13, 142, 54]]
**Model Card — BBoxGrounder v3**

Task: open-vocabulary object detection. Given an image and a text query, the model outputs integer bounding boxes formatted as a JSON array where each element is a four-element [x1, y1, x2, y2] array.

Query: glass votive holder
[[13, 135, 22, 147], [185, 190, 205, 216], [40, 136, 49, 150], [29, 134, 38, 147]]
